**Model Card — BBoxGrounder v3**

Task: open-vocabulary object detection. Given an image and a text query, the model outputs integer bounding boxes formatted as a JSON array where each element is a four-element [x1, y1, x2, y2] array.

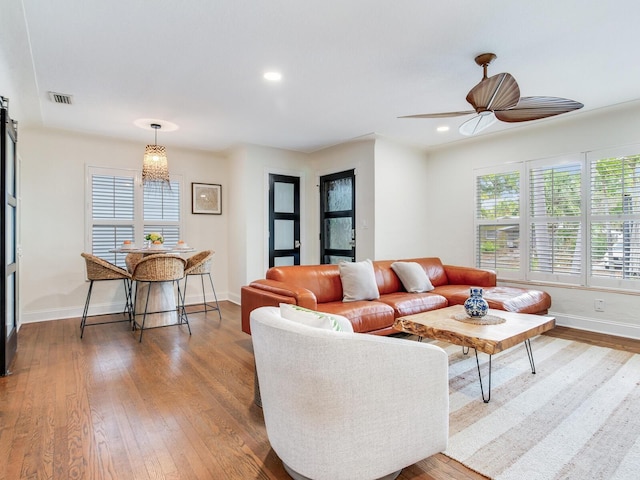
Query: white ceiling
[[3, 0, 640, 153]]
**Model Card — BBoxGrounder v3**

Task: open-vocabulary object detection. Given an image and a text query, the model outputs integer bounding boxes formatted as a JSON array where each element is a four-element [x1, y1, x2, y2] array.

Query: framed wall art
[[192, 182, 222, 214]]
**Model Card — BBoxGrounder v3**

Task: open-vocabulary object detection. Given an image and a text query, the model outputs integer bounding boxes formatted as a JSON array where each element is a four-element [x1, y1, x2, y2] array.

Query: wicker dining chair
[[80, 253, 133, 338], [125, 252, 144, 274], [183, 250, 222, 320], [131, 254, 188, 342]]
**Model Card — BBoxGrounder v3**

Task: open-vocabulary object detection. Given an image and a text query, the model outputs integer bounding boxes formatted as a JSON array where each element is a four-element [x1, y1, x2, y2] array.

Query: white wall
[[309, 139, 376, 261], [424, 101, 640, 338], [373, 137, 430, 260], [226, 146, 248, 304], [18, 127, 229, 323], [228, 144, 311, 297]]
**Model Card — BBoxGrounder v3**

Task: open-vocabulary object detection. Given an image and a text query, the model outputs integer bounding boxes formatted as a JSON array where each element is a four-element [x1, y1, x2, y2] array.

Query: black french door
[[269, 174, 301, 267], [1, 96, 18, 376], [320, 169, 356, 264]]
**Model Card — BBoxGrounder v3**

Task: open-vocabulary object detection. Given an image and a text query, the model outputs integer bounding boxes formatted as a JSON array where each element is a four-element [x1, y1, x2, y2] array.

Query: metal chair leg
[[183, 273, 222, 319], [80, 280, 95, 338], [176, 280, 191, 335], [139, 281, 152, 342], [205, 273, 222, 320]]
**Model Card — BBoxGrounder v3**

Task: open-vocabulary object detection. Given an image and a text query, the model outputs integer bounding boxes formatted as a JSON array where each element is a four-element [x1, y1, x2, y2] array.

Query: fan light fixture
[[142, 123, 170, 188], [459, 111, 497, 136]]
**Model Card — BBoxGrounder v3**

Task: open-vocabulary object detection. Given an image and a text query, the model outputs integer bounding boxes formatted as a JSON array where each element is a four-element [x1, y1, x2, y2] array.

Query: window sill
[[498, 278, 640, 296]]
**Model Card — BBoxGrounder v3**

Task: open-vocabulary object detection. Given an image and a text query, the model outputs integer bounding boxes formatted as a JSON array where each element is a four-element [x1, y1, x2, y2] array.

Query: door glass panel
[[6, 273, 15, 337], [6, 205, 14, 264], [327, 255, 353, 264], [274, 256, 295, 266], [274, 182, 294, 213], [274, 219, 294, 249], [6, 135, 14, 196], [325, 178, 353, 212], [324, 218, 352, 249]]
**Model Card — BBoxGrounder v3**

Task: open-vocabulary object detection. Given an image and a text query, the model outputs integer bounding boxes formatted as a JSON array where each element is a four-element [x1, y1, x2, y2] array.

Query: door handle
[[294, 240, 301, 248]]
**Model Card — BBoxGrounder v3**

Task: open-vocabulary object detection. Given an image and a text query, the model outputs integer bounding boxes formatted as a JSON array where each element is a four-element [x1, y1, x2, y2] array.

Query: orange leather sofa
[[241, 257, 551, 335]]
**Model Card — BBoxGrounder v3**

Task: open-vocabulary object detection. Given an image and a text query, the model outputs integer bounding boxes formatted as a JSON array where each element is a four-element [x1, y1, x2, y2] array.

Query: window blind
[[590, 154, 640, 280], [143, 180, 181, 247], [91, 174, 135, 267], [475, 171, 521, 274], [529, 163, 582, 277]]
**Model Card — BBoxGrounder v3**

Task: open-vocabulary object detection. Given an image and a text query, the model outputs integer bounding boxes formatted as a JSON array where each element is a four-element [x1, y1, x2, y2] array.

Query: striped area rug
[[426, 335, 640, 480]]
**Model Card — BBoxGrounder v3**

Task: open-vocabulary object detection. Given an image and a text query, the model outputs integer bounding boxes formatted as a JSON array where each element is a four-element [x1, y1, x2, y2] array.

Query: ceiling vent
[[48, 91, 73, 105]]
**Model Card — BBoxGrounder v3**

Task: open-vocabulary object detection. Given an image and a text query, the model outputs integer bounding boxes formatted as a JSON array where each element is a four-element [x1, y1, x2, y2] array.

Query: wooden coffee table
[[393, 305, 555, 402]]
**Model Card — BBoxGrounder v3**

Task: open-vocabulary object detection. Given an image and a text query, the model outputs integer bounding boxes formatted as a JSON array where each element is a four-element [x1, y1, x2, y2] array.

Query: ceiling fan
[[400, 53, 583, 136]]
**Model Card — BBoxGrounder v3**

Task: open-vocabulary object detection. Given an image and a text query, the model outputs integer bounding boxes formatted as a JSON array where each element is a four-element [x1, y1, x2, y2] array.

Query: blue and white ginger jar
[[464, 287, 489, 318]]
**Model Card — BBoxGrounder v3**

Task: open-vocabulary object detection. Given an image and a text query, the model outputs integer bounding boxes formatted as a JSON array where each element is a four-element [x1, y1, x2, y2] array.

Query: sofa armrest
[[240, 280, 318, 334], [443, 264, 496, 287], [249, 279, 318, 307]]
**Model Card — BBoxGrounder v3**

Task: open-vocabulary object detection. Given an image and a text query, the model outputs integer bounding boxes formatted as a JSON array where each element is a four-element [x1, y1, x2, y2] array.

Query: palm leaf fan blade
[[398, 110, 476, 119], [465, 73, 520, 112], [495, 96, 584, 122]]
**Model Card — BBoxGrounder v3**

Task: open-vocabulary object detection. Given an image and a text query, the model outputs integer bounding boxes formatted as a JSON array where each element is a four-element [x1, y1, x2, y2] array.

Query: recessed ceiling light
[[263, 71, 282, 82], [437, 126, 450, 132]]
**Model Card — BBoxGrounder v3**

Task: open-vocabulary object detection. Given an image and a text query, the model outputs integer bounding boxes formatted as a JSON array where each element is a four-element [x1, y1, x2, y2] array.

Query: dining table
[[109, 245, 195, 329]]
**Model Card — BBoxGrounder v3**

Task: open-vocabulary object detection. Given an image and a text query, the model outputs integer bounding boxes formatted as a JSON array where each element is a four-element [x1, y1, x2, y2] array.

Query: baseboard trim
[[552, 311, 640, 340], [20, 291, 229, 324]]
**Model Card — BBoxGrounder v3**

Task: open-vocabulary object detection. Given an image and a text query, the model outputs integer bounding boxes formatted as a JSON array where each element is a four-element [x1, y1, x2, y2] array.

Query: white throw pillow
[[391, 261, 434, 293], [338, 259, 380, 302], [280, 303, 352, 332]]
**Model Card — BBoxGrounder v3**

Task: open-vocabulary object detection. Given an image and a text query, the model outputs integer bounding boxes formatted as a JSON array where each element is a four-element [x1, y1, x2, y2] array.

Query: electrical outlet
[[594, 299, 605, 312]]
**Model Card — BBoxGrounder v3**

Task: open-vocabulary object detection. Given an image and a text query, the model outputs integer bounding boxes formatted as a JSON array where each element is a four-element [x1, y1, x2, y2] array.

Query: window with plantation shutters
[[475, 148, 640, 290], [528, 159, 583, 283], [474, 169, 521, 278], [588, 148, 640, 288], [86, 167, 182, 268]]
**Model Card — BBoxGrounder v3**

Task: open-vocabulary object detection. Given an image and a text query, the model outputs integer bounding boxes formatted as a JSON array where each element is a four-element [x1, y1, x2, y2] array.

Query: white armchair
[[250, 306, 449, 480]]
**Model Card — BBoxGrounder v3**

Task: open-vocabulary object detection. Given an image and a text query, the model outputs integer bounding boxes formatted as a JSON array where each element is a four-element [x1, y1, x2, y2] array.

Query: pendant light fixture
[[142, 123, 170, 188]]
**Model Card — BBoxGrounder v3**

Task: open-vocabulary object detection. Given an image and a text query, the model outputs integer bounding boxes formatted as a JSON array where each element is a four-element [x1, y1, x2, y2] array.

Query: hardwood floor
[[1, 303, 637, 480]]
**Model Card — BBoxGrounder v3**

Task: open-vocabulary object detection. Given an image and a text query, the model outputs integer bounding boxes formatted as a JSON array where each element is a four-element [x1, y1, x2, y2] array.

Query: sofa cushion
[[433, 285, 551, 314], [279, 303, 353, 332], [318, 301, 394, 333], [378, 292, 448, 317], [339, 259, 380, 302], [391, 261, 435, 293]]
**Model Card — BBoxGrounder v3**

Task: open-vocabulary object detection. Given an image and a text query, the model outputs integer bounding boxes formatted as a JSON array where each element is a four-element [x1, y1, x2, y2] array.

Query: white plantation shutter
[[474, 169, 522, 278], [589, 148, 640, 288], [91, 174, 135, 266], [528, 160, 582, 283], [143, 180, 181, 246]]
